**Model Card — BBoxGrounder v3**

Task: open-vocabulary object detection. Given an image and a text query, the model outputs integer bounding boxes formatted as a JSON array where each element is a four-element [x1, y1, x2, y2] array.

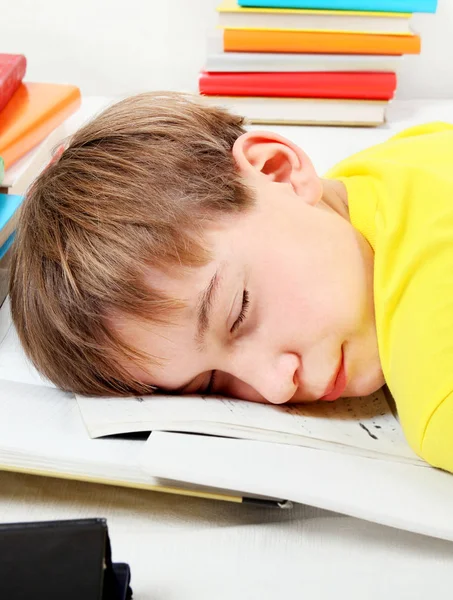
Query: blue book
[[238, 0, 437, 12], [0, 193, 24, 250]]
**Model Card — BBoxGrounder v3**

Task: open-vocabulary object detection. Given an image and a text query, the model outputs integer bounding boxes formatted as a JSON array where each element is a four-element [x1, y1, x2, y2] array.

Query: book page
[[0, 379, 245, 502], [76, 389, 424, 465], [142, 431, 453, 542], [0, 379, 143, 472]]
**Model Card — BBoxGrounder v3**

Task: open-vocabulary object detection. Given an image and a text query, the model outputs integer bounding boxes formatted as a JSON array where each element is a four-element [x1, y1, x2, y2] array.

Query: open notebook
[[76, 391, 423, 466], [2, 296, 453, 541]]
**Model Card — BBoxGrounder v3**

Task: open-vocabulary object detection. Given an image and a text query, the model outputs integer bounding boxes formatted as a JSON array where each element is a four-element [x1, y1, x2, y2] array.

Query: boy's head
[[10, 92, 384, 401]]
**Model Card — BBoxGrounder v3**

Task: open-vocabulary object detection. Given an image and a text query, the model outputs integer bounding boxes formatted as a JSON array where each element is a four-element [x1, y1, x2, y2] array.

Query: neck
[[320, 178, 350, 222]]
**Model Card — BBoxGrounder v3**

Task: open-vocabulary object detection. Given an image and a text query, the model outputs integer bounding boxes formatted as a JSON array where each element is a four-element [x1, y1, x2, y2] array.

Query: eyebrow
[[196, 267, 223, 349]]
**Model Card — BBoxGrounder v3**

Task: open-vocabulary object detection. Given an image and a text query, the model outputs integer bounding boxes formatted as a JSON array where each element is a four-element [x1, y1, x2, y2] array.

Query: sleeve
[[380, 204, 453, 473], [372, 133, 453, 473]]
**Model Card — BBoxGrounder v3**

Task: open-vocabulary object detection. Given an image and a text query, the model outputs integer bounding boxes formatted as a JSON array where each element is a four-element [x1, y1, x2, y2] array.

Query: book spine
[[199, 71, 397, 100], [0, 54, 27, 114], [223, 29, 421, 55], [205, 52, 402, 73], [237, 0, 437, 13], [0, 232, 15, 260], [192, 96, 386, 126], [217, 11, 411, 35]]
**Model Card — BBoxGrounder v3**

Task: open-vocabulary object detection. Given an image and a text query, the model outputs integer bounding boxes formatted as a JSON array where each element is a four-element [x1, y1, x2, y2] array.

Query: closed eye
[[230, 289, 249, 334]]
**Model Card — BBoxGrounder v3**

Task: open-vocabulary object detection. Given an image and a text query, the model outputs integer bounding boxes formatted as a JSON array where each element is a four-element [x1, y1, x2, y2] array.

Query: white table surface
[[2, 470, 453, 600], [4, 97, 453, 599]]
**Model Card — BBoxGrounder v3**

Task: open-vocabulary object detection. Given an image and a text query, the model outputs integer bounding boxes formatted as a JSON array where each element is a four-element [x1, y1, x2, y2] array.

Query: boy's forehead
[[109, 308, 196, 385], [109, 259, 231, 384], [110, 261, 221, 347], [113, 302, 223, 390], [143, 260, 218, 301]]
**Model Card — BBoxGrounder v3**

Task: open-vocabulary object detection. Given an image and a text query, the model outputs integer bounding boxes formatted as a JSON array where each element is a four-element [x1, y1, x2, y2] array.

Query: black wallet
[[0, 518, 132, 599]]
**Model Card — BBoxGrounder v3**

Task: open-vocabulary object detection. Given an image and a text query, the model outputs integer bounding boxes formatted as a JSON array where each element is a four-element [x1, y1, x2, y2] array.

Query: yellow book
[[217, 0, 412, 34]]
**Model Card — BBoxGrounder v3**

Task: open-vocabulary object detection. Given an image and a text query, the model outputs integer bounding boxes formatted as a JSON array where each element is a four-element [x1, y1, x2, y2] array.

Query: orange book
[[223, 29, 421, 55], [0, 82, 81, 170]]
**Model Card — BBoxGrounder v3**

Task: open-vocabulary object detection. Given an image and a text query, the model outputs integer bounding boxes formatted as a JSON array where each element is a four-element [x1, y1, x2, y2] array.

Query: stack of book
[[0, 53, 82, 305], [199, 0, 438, 126]]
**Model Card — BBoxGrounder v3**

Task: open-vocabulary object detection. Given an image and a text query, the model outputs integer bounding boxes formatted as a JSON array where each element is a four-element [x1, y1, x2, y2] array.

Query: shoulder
[[388, 121, 453, 142], [327, 122, 453, 179], [375, 180, 453, 472], [372, 123, 453, 472]]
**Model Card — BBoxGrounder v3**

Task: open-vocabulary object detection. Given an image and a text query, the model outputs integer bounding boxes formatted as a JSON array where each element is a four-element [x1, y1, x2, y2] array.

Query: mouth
[[319, 347, 347, 402]]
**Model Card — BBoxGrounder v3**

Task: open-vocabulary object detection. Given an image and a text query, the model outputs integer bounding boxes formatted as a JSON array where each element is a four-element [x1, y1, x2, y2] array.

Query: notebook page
[[77, 389, 423, 464]]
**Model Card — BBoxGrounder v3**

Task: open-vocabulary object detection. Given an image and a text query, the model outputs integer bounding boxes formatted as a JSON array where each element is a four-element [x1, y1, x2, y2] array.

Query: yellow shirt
[[326, 122, 453, 473]]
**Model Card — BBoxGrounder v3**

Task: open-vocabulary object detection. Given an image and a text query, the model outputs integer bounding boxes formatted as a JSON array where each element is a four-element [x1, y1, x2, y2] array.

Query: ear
[[232, 130, 321, 205]]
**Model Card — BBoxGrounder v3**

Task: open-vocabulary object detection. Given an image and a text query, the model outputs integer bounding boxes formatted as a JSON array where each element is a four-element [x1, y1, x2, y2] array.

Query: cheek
[[217, 373, 268, 404], [256, 248, 339, 341], [266, 225, 364, 337]]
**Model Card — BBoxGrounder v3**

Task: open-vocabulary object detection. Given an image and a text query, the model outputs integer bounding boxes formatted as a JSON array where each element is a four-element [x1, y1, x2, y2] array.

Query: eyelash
[[230, 289, 250, 334], [204, 289, 250, 394]]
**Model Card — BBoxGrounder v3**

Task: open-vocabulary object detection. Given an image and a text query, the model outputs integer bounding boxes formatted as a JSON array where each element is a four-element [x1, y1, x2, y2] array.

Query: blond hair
[[9, 92, 254, 395]]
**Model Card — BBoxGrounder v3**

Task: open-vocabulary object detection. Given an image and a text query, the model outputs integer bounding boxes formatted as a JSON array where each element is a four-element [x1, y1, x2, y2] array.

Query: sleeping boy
[[9, 92, 453, 472]]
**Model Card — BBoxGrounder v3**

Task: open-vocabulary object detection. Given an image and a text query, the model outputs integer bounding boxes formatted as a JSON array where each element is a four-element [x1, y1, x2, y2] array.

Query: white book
[[201, 95, 387, 127], [205, 50, 403, 73], [205, 36, 403, 73], [143, 431, 453, 542], [217, 0, 412, 34]]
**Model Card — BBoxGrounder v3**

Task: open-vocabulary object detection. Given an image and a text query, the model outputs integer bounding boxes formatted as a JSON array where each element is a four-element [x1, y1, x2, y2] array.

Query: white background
[[1, 0, 452, 100]]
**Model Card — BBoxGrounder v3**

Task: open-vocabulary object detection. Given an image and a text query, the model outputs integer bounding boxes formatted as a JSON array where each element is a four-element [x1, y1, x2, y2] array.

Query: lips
[[320, 348, 347, 402]]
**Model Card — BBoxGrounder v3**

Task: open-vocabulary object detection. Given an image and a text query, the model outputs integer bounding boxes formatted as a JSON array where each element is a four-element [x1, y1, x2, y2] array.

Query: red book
[[199, 71, 397, 100], [0, 54, 27, 113]]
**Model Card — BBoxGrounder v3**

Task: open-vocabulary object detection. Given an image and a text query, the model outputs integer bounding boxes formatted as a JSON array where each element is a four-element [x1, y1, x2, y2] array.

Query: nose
[[226, 346, 300, 405]]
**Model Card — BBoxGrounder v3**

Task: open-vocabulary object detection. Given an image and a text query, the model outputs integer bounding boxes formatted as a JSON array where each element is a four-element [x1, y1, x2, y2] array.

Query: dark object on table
[[0, 518, 132, 599]]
